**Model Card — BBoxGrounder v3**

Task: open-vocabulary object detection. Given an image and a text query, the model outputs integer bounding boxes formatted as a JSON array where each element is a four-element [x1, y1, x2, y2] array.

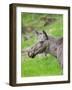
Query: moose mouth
[[31, 55, 35, 58]]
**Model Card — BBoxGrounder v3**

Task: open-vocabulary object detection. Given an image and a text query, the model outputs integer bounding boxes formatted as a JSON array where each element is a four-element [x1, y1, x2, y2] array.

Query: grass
[[21, 13, 63, 77], [21, 55, 62, 77]]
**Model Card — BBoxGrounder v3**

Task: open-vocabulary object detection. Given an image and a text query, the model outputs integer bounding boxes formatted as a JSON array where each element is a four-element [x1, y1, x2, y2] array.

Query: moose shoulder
[[28, 31, 63, 69]]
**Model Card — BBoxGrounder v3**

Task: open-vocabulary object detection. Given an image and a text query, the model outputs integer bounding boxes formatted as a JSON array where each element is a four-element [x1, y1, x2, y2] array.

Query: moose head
[[28, 31, 49, 58], [28, 40, 49, 58]]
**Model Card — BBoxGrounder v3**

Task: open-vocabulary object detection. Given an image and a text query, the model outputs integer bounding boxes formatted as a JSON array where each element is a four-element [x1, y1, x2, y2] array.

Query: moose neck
[[48, 37, 57, 57]]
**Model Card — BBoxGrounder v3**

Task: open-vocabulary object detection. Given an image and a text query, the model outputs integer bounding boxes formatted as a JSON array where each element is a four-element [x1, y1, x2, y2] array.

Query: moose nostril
[[28, 51, 32, 57], [31, 55, 35, 58], [28, 51, 35, 58]]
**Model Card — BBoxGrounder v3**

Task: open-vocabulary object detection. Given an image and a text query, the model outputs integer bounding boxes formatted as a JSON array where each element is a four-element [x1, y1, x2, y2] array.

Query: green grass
[[21, 13, 63, 77], [21, 55, 62, 77]]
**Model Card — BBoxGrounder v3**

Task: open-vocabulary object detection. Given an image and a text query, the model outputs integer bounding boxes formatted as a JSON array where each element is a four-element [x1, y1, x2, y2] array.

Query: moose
[[28, 31, 63, 68]]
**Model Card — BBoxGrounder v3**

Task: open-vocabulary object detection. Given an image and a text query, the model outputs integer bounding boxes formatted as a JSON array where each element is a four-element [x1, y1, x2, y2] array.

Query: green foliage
[[21, 35, 36, 49], [21, 13, 63, 77]]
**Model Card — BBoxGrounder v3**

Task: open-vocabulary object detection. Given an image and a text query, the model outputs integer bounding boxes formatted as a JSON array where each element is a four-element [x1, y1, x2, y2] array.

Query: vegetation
[[21, 13, 63, 77]]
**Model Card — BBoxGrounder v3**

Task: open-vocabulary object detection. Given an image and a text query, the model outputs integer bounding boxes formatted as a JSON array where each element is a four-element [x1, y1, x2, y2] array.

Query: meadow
[[21, 13, 63, 77]]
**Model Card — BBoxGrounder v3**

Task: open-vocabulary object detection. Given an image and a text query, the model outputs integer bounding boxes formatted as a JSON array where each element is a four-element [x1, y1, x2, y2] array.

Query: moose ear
[[43, 30, 48, 40]]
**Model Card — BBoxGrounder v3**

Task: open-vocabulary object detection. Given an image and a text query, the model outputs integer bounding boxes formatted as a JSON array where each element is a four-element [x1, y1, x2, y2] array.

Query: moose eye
[[40, 41, 44, 44], [36, 41, 43, 47], [40, 33, 42, 34], [36, 43, 41, 47]]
